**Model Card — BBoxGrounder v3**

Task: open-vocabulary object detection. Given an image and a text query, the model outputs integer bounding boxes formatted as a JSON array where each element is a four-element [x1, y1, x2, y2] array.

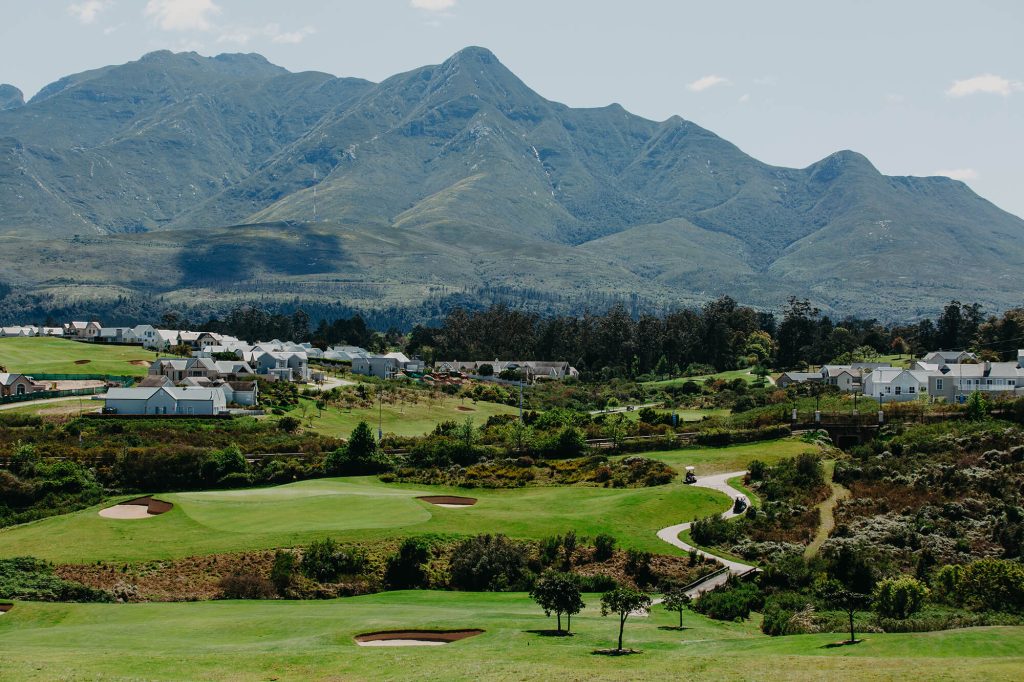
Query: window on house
[[936, 379, 943, 390], [895, 386, 902, 395], [909, 386, 915, 393], [886, 386, 891, 393]]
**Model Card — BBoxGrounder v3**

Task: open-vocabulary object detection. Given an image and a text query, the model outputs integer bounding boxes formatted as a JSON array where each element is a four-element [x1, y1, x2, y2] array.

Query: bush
[[0, 557, 111, 603], [277, 416, 302, 433], [761, 592, 814, 636], [623, 548, 654, 587], [694, 580, 764, 621], [690, 513, 742, 547], [449, 534, 531, 591], [270, 550, 296, 595], [593, 534, 616, 561], [300, 538, 367, 583], [956, 559, 1024, 613], [219, 573, 276, 599], [576, 573, 619, 592], [873, 575, 928, 619], [385, 537, 433, 589]]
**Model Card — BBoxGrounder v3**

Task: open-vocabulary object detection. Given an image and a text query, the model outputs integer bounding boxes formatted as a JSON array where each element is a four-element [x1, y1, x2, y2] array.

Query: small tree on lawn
[[816, 579, 869, 644], [662, 586, 692, 629], [601, 587, 651, 652], [529, 571, 585, 633], [348, 421, 377, 459]]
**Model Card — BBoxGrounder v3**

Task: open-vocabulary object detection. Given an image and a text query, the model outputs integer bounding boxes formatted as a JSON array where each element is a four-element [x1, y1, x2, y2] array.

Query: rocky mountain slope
[[0, 47, 1021, 318]]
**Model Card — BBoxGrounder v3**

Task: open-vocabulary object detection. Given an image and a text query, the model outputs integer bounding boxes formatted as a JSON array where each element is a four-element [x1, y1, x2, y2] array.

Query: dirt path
[[657, 471, 757, 590], [804, 467, 851, 558]]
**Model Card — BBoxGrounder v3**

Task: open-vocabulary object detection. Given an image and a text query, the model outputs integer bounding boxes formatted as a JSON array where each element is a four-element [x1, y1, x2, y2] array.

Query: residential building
[[102, 386, 226, 415], [922, 350, 978, 365], [863, 368, 932, 401], [0, 373, 47, 397], [927, 360, 1024, 402], [776, 371, 822, 389], [352, 355, 401, 379]]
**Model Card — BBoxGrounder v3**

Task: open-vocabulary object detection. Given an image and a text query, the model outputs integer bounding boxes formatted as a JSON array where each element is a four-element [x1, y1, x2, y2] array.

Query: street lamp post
[[377, 386, 383, 442]]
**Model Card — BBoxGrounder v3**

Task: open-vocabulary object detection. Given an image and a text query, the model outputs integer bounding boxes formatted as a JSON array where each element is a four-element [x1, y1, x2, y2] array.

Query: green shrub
[[270, 550, 296, 595], [219, 573, 275, 599], [385, 537, 433, 589], [0, 557, 111, 603], [449, 534, 532, 591], [694, 580, 763, 621], [593, 534, 616, 561], [300, 538, 366, 583], [872, 575, 928, 619]]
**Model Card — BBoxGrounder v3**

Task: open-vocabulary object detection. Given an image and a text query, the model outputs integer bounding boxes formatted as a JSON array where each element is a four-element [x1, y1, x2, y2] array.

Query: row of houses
[[778, 350, 1024, 402], [436, 360, 580, 383]]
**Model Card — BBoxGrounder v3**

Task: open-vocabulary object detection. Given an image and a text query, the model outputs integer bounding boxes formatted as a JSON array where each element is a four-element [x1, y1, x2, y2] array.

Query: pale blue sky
[[2, 0, 1022, 217]]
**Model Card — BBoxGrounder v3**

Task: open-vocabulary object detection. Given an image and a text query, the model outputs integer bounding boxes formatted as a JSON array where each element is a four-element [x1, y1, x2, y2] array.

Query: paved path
[[659, 473, 757, 577], [312, 376, 356, 390], [0, 395, 96, 412], [589, 402, 663, 415]]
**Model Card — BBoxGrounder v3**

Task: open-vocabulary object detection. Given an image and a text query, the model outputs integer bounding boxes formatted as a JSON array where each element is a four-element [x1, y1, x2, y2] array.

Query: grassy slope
[[0, 337, 153, 376], [284, 396, 520, 438], [0, 476, 725, 563], [645, 369, 761, 388], [1, 594, 1021, 681], [633, 439, 817, 476]]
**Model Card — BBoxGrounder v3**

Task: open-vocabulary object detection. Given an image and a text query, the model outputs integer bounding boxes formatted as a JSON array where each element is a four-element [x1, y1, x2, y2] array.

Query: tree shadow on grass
[[657, 626, 690, 631], [821, 639, 863, 648], [525, 629, 574, 638], [592, 648, 642, 656]]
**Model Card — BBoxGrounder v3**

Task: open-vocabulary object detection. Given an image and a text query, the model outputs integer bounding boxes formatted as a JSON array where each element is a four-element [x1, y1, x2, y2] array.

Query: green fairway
[[0, 476, 725, 563], [633, 438, 818, 476], [0, 337, 153, 376], [287, 395, 520, 438], [1, 593, 1021, 681]]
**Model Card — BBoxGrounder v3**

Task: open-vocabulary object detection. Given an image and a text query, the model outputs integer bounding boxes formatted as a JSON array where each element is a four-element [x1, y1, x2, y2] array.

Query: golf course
[[0, 475, 726, 563], [2, 592, 1022, 681], [0, 336, 154, 376]]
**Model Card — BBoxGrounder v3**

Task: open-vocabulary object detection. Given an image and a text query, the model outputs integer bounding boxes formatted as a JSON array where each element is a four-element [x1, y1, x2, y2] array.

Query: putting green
[[0, 593, 1021, 681], [0, 476, 726, 563]]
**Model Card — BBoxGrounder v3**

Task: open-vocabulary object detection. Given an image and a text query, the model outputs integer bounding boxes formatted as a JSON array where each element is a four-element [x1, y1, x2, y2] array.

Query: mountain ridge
[[0, 46, 1021, 319]]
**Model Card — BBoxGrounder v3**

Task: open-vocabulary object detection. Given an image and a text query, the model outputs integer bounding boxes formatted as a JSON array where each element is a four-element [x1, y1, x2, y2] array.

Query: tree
[[965, 391, 990, 421], [348, 421, 377, 459], [662, 586, 692, 629], [600, 587, 651, 652], [872, 575, 928, 620], [315, 398, 326, 417], [478, 363, 494, 376], [890, 336, 909, 359], [168, 343, 193, 358], [816, 579, 869, 643], [653, 355, 671, 379], [530, 571, 585, 633]]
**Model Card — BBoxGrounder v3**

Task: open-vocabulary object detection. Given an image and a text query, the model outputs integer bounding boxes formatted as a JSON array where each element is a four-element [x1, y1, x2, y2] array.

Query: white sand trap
[[99, 505, 157, 519], [357, 639, 447, 647], [434, 503, 472, 509]]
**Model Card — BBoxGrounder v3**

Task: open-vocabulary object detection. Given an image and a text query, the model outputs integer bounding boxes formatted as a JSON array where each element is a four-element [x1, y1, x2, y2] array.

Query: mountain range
[[1, 46, 1021, 320]]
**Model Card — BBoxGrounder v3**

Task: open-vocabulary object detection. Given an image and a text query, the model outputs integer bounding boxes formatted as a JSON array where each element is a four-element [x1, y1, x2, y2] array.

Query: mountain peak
[[0, 84, 24, 110], [446, 45, 500, 65]]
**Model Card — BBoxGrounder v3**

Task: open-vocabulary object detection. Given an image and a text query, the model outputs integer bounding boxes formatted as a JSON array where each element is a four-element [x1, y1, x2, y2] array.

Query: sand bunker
[[99, 496, 173, 519], [0, 603, 12, 615], [355, 630, 483, 647], [417, 495, 477, 508], [128, 360, 151, 366]]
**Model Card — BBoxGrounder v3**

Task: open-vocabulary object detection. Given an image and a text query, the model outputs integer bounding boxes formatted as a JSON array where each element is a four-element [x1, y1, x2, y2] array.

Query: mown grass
[[0, 337, 154, 376], [644, 369, 762, 388], [0, 593, 1021, 681], [280, 395, 520, 438], [631, 439, 818, 476], [0, 475, 725, 564]]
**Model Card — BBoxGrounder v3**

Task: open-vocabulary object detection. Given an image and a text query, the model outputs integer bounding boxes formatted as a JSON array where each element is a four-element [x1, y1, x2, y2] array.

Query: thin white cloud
[[946, 74, 1022, 97], [738, 93, 750, 104], [272, 26, 315, 44], [103, 22, 124, 35], [411, 0, 456, 10], [934, 168, 978, 181], [68, 0, 112, 24], [217, 23, 315, 46], [145, 0, 221, 31], [688, 75, 729, 92], [885, 93, 905, 104]]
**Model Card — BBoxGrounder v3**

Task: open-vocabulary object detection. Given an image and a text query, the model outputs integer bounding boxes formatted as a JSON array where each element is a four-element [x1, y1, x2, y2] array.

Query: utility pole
[[518, 374, 523, 422], [377, 386, 383, 442]]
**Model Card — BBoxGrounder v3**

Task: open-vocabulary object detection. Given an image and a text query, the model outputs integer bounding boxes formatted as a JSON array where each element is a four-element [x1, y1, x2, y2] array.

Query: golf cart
[[683, 466, 697, 484]]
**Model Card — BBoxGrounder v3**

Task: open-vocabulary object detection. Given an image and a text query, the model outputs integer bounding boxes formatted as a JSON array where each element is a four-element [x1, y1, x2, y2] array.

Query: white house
[[863, 368, 932, 401], [928, 360, 1024, 402], [352, 355, 401, 379], [102, 386, 227, 415]]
